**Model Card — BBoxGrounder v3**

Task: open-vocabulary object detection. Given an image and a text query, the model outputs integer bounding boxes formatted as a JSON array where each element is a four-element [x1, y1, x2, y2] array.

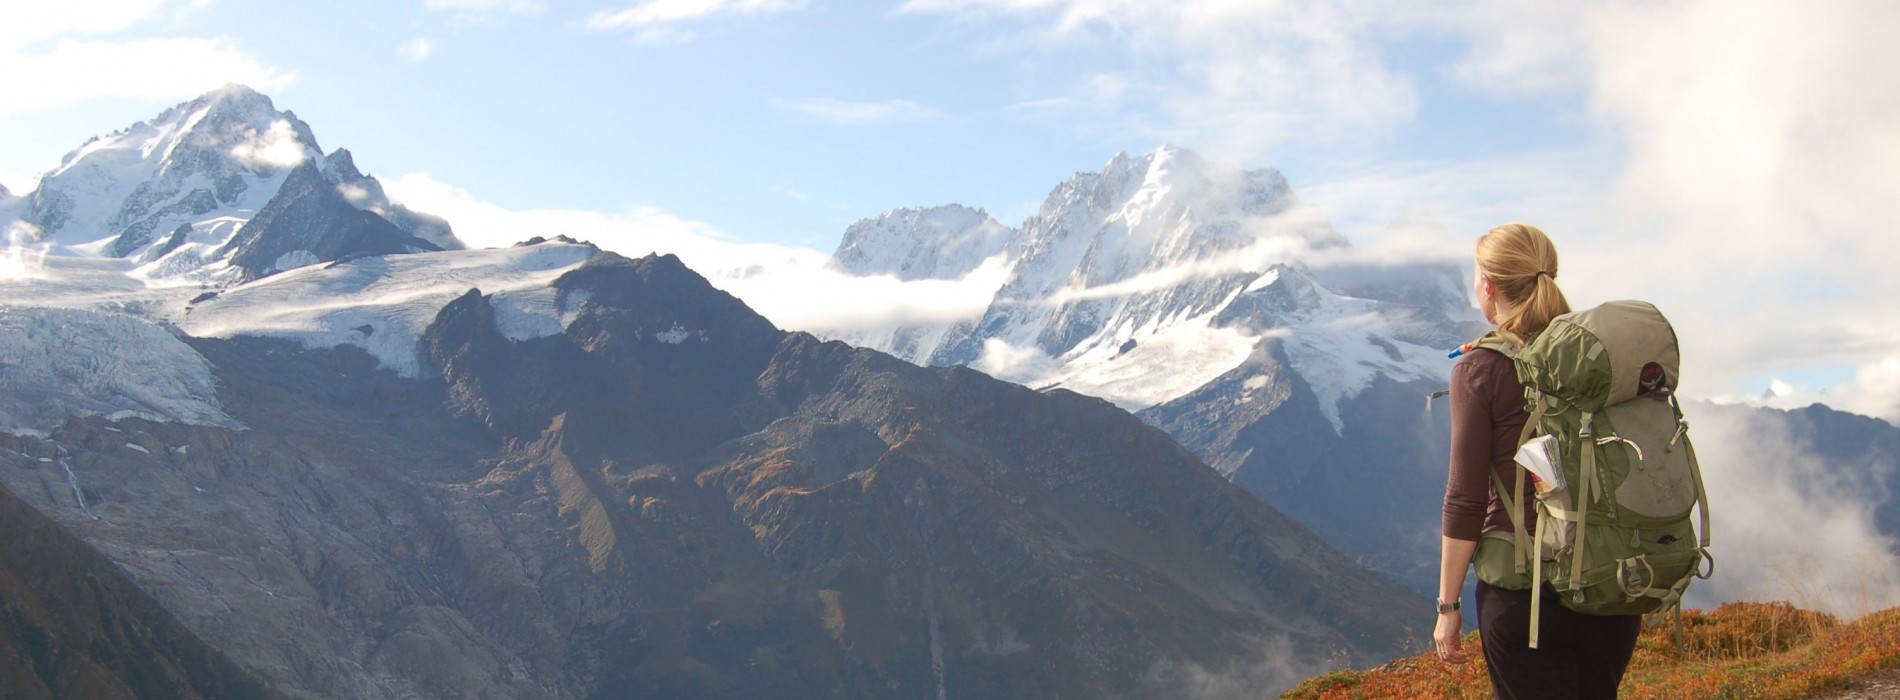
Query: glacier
[[0, 307, 243, 436]]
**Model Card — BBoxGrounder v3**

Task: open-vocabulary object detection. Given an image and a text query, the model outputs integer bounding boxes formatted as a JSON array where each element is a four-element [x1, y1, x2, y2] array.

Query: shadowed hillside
[[0, 465, 276, 700]]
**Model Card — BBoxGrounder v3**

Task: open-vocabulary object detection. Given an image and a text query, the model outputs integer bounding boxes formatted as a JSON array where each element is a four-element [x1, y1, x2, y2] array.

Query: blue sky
[[0, 0, 1599, 247], [3, 0, 1898, 419]]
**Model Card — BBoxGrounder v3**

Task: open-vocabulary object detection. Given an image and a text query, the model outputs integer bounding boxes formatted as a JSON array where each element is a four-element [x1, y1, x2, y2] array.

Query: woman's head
[[1474, 222, 1570, 342]]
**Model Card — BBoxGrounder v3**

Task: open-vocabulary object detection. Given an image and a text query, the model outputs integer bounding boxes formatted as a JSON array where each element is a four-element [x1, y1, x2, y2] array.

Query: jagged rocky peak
[[320, 147, 361, 181], [515, 234, 590, 247], [829, 204, 1011, 281], [1008, 144, 1340, 300], [318, 147, 460, 251]]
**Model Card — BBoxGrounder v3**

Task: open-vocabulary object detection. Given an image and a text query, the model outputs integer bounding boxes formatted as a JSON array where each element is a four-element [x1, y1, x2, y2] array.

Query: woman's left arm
[[1435, 536, 1477, 662]]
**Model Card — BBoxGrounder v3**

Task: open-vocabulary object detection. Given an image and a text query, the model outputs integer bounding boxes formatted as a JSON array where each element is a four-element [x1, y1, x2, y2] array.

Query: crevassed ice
[[0, 307, 243, 435], [492, 287, 590, 342]]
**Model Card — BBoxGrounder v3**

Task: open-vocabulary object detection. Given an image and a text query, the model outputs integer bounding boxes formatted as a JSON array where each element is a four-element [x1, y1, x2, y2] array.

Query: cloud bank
[[1687, 404, 1900, 617], [0, 1, 296, 117], [776, 98, 941, 127], [381, 173, 1005, 335], [588, 0, 808, 33]]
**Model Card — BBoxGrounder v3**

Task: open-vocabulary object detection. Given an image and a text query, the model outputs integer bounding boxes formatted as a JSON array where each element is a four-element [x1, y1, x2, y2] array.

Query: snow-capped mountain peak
[[828, 204, 1010, 281], [10, 85, 458, 284], [926, 145, 1345, 367], [821, 145, 1480, 427], [35, 85, 317, 245]]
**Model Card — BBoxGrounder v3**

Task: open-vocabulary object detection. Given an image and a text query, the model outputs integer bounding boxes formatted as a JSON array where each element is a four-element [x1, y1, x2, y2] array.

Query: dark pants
[[1476, 580, 1643, 700]]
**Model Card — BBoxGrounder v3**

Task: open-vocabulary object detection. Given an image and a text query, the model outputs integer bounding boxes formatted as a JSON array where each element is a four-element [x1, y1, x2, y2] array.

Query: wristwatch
[[1436, 598, 1461, 614]]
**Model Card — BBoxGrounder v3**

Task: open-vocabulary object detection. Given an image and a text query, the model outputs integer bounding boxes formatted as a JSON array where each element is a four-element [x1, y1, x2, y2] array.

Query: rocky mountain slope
[[0, 457, 276, 700], [0, 244, 1428, 698]]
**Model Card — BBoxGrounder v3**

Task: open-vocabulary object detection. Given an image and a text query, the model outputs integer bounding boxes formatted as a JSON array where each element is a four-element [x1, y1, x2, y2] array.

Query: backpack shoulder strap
[[1450, 330, 1525, 360]]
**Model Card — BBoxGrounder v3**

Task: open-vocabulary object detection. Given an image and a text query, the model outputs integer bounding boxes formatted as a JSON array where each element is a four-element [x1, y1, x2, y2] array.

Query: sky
[[2, 0, 1898, 422]]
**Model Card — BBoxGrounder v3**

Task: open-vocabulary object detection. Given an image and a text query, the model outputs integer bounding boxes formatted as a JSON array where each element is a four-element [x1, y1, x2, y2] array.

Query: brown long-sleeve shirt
[[1443, 347, 1539, 542]]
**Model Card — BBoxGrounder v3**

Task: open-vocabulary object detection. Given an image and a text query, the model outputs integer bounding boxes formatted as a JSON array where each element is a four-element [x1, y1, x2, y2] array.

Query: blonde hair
[[1477, 222, 1571, 343]]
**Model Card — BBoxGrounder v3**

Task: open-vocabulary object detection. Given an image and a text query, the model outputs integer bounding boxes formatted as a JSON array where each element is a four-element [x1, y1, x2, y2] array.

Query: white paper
[[1514, 435, 1565, 492]]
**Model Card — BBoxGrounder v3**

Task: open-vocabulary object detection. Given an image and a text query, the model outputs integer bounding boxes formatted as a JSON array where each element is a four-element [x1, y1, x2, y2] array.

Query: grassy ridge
[[1283, 602, 1900, 699]]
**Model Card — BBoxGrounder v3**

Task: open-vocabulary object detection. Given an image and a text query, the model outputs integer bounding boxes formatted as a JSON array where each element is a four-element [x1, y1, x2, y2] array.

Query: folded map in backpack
[[1514, 435, 1565, 494]]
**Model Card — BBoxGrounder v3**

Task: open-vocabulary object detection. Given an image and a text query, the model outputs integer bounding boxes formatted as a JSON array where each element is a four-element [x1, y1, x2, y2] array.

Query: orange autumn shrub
[[1283, 603, 1900, 700]]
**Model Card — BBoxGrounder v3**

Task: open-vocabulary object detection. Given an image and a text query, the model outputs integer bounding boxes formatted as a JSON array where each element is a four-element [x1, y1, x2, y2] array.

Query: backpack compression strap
[[1487, 394, 1548, 578]]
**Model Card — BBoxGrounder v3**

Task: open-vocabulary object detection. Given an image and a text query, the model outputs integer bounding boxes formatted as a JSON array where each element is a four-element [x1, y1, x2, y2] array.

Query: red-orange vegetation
[[1283, 603, 1900, 699]]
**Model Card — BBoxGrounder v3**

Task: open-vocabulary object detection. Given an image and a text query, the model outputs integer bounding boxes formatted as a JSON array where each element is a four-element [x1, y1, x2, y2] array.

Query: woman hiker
[[1434, 223, 1644, 699]]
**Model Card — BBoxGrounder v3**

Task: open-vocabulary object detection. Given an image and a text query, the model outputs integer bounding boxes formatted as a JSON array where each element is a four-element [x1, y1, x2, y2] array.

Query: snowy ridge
[[830, 205, 1012, 281], [177, 242, 600, 377], [821, 145, 1478, 425], [945, 144, 1341, 364], [0, 307, 242, 436], [1234, 266, 1456, 431]]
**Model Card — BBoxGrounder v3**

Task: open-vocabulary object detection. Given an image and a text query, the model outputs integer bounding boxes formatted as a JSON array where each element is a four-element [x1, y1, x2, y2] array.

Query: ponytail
[[1477, 223, 1571, 344]]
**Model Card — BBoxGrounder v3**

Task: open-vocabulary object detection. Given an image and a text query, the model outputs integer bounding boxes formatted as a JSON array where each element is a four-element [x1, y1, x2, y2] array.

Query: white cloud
[[0, 37, 297, 117], [903, 0, 1420, 156], [1846, 357, 1900, 424], [1004, 73, 1134, 121], [768, 184, 810, 201], [399, 37, 435, 60], [1554, 0, 1900, 418], [227, 119, 311, 170], [379, 173, 1006, 334], [1, 221, 52, 281], [0, 0, 174, 50], [588, 0, 807, 30], [1687, 405, 1900, 616], [0, 1, 295, 117], [972, 338, 1061, 384], [423, 0, 545, 16], [775, 98, 941, 127]]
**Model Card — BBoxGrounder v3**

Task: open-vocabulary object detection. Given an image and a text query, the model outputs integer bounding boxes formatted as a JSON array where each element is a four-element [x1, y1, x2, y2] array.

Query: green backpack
[[1467, 300, 1714, 649]]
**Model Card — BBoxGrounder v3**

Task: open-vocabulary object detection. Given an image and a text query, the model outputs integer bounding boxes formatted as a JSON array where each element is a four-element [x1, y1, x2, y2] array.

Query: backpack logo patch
[[1639, 361, 1668, 396]]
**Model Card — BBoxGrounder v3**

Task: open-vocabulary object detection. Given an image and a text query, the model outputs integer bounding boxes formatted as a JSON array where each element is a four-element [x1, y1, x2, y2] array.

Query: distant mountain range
[[0, 87, 1427, 698], [823, 147, 1489, 590], [821, 144, 1900, 599]]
